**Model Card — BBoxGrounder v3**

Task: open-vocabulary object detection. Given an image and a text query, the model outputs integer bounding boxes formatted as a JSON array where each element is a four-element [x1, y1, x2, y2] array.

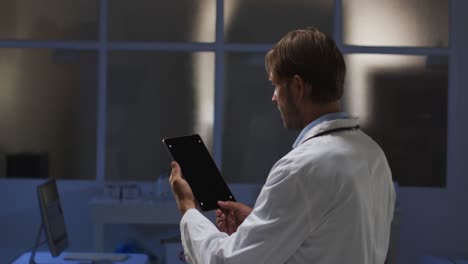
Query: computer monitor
[[37, 178, 68, 257], [29, 179, 128, 263]]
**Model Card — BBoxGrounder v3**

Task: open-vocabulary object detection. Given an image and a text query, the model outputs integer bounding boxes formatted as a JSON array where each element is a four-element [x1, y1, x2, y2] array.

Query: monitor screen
[[37, 179, 68, 256]]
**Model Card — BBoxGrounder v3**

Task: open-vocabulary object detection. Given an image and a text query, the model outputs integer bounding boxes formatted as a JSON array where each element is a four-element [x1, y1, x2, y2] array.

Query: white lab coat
[[180, 118, 396, 264]]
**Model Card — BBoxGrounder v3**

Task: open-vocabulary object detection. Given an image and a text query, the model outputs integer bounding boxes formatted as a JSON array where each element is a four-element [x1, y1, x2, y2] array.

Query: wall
[[0, 1, 467, 263], [396, 0, 468, 262]]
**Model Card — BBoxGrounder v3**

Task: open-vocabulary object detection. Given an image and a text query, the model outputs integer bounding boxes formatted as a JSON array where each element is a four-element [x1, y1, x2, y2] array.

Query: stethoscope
[[302, 126, 360, 144]]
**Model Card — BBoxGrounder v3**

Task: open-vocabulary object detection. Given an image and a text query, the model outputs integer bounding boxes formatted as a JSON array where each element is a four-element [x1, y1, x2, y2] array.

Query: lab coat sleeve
[[180, 158, 330, 264]]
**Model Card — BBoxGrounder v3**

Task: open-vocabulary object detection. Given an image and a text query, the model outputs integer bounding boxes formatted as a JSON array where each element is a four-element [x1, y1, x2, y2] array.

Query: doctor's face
[[270, 76, 301, 130]]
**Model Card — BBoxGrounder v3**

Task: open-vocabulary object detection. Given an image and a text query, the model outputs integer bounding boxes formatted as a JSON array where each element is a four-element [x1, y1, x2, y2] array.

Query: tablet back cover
[[162, 134, 235, 211]]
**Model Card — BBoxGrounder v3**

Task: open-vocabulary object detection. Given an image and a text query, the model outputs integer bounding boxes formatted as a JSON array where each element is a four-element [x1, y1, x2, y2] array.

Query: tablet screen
[[162, 134, 235, 211]]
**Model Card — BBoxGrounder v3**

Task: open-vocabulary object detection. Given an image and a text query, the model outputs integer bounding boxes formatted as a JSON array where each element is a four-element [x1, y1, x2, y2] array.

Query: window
[[0, 0, 450, 187], [342, 0, 449, 47], [340, 0, 450, 187], [106, 51, 214, 181], [0, 49, 97, 179], [0, 0, 98, 40], [343, 54, 448, 186], [108, 0, 216, 42]]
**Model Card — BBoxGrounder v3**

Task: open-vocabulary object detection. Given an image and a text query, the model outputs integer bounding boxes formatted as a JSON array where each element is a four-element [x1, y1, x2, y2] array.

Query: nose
[[272, 90, 278, 105]]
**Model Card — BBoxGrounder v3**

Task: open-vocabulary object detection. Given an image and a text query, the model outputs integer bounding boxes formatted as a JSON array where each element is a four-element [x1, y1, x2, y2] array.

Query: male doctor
[[169, 27, 396, 264]]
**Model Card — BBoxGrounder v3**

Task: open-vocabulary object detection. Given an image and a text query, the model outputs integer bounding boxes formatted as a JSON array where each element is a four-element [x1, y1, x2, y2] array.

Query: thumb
[[171, 161, 179, 168], [171, 161, 181, 174], [217, 200, 238, 210]]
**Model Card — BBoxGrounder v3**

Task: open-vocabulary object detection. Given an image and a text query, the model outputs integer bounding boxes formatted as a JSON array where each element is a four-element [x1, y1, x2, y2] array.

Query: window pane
[[109, 0, 216, 42], [224, 0, 334, 43], [0, 0, 99, 40], [106, 52, 215, 181], [0, 49, 97, 179], [343, 54, 448, 187], [223, 52, 298, 183], [343, 0, 449, 47]]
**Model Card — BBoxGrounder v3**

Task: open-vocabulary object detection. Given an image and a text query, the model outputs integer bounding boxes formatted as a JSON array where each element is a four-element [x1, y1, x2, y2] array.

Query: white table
[[89, 184, 262, 251], [13, 252, 148, 264], [89, 197, 182, 251]]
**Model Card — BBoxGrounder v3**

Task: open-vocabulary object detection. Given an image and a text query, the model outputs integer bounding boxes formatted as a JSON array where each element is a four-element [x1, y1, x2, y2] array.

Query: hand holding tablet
[[162, 134, 236, 211]]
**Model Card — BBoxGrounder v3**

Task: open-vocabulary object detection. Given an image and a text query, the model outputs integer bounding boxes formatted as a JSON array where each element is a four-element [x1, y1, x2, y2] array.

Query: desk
[[89, 184, 262, 251], [89, 197, 218, 251], [13, 252, 148, 264], [89, 198, 181, 251]]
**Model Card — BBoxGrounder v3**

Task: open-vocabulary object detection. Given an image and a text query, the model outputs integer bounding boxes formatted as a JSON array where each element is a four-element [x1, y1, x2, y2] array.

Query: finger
[[222, 212, 231, 234], [218, 213, 226, 222], [169, 162, 177, 183], [170, 162, 184, 187], [225, 218, 232, 234], [216, 209, 222, 217], [171, 161, 180, 177], [218, 214, 227, 227], [216, 213, 225, 224], [228, 210, 236, 233], [229, 222, 235, 235], [218, 221, 225, 231]]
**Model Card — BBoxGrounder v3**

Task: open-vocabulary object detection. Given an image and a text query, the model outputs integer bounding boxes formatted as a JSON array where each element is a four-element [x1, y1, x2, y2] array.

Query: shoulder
[[265, 144, 329, 189], [270, 128, 384, 185]]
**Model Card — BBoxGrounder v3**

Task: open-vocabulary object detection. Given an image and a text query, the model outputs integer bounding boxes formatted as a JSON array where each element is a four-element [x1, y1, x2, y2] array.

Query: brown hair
[[265, 27, 345, 103]]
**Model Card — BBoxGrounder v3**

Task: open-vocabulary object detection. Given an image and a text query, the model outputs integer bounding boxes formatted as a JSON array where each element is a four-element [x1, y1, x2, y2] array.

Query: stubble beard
[[279, 98, 302, 130]]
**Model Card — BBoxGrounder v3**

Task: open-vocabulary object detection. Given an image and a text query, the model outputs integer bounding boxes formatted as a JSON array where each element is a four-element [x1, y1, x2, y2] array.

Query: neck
[[300, 101, 341, 129]]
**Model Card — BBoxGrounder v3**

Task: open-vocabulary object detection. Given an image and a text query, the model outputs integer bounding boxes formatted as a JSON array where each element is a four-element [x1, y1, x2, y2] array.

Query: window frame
[[0, 0, 453, 184]]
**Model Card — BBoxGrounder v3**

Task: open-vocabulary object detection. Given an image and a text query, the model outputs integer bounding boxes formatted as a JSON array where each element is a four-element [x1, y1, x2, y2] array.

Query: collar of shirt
[[292, 112, 351, 149]]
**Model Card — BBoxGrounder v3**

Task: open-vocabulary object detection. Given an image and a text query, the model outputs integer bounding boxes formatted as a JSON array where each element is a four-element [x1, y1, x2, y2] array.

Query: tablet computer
[[162, 134, 235, 211]]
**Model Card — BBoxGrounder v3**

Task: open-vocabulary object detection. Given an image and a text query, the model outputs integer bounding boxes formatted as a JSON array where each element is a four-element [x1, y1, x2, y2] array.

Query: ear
[[291, 74, 306, 102]]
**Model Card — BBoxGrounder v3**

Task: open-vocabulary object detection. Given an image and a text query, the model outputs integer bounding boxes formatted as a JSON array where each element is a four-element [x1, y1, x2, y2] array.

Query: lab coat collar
[[294, 118, 360, 148]]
